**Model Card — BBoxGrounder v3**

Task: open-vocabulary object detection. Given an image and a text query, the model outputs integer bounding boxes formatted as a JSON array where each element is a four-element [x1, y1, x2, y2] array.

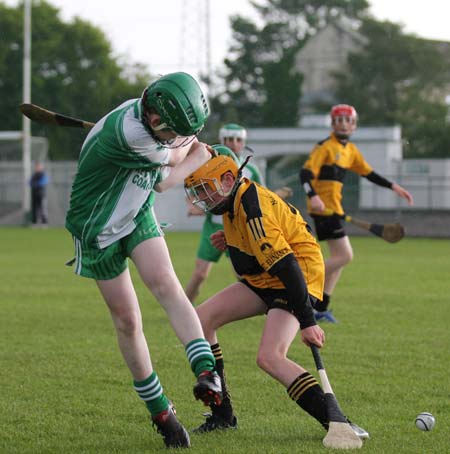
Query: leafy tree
[[0, 0, 152, 159], [400, 92, 450, 158], [334, 18, 450, 157], [209, 0, 369, 129]]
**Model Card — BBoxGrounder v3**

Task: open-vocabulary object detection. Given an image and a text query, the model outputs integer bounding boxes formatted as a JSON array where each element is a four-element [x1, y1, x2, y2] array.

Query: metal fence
[[1, 160, 449, 237], [266, 154, 450, 211]]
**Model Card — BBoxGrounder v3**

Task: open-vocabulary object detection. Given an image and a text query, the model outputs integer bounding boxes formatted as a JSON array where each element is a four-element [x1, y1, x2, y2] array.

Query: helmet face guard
[[185, 155, 239, 213], [157, 134, 197, 149], [185, 178, 228, 213], [142, 72, 209, 138]]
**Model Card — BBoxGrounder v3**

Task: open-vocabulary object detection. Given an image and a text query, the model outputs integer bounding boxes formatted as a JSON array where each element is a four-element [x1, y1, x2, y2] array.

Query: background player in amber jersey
[[184, 154, 368, 440], [300, 104, 413, 323]]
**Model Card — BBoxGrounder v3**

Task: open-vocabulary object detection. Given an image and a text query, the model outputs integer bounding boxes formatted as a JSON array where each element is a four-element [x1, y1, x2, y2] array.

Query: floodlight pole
[[205, 0, 211, 82], [22, 0, 32, 224]]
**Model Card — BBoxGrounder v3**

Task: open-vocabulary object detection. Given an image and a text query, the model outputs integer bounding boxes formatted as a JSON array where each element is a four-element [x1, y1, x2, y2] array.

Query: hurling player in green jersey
[[65, 72, 222, 449]]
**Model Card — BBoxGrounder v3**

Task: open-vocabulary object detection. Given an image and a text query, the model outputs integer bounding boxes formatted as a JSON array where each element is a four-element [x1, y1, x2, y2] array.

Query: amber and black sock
[[287, 371, 328, 429], [210, 342, 234, 421]]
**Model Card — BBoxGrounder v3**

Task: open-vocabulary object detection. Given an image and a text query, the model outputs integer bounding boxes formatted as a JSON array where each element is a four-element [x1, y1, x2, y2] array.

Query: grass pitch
[[0, 227, 448, 453]]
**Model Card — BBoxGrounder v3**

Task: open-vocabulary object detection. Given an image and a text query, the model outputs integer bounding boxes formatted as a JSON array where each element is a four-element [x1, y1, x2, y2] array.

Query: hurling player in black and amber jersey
[[300, 104, 414, 323], [184, 153, 369, 440]]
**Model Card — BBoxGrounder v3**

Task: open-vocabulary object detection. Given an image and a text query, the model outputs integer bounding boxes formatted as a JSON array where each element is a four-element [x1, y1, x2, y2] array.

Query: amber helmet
[[184, 153, 239, 213]]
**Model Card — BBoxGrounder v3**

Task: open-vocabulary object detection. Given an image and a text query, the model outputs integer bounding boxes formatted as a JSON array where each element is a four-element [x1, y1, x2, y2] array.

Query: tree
[[334, 18, 450, 157], [0, 1, 152, 159], [400, 93, 450, 158], [209, 0, 369, 129]]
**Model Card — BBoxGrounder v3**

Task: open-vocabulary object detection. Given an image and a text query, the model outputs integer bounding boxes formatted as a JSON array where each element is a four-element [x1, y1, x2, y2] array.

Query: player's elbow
[[299, 168, 314, 184]]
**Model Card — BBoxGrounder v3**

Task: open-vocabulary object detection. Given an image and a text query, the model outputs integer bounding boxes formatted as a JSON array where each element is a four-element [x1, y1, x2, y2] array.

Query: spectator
[[30, 161, 49, 227]]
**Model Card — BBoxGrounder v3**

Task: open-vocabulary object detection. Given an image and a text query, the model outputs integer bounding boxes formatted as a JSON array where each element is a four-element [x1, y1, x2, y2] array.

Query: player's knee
[[150, 275, 182, 301], [193, 267, 209, 283], [113, 310, 142, 336], [342, 249, 353, 265], [256, 349, 278, 374], [196, 304, 208, 325], [196, 305, 220, 333], [332, 249, 353, 267]]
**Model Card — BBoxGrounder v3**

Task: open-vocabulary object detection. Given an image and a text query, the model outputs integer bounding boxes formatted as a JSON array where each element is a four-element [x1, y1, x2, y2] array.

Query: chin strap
[[231, 154, 251, 196], [334, 133, 350, 143], [227, 154, 252, 220], [206, 144, 219, 157]]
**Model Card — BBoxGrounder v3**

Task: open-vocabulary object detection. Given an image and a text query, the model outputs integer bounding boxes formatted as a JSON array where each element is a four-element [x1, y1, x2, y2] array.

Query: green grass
[[0, 227, 448, 453]]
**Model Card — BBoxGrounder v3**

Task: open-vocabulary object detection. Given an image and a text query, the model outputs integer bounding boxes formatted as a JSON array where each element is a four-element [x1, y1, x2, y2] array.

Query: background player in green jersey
[[65, 72, 221, 449], [219, 123, 263, 183]]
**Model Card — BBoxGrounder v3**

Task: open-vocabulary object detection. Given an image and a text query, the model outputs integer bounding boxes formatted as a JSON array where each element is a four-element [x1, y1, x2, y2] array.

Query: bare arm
[[273, 186, 293, 200], [300, 325, 325, 348], [309, 194, 325, 213], [365, 171, 414, 206], [166, 137, 198, 167], [210, 230, 227, 251], [155, 141, 211, 192], [299, 167, 325, 212], [186, 199, 205, 216], [392, 183, 414, 206]]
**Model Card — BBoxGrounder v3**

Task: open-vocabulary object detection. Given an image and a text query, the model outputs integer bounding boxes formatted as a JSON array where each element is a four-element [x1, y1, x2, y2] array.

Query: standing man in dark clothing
[[30, 161, 49, 226]]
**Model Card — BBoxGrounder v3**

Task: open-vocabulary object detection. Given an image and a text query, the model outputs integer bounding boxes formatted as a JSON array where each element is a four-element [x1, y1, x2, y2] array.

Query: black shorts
[[311, 214, 346, 241], [241, 279, 318, 319]]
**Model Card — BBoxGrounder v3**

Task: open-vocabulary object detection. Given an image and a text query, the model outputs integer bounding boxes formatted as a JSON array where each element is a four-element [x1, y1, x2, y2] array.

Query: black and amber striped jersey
[[302, 132, 373, 215], [222, 178, 324, 301]]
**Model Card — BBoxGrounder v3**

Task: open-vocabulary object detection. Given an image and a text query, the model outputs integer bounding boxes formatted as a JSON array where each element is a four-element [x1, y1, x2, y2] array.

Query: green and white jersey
[[66, 99, 172, 249], [242, 161, 263, 185], [209, 213, 224, 226]]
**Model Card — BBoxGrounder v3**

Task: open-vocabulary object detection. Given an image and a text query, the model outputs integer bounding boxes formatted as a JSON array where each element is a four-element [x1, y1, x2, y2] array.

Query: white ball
[[415, 412, 435, 431]]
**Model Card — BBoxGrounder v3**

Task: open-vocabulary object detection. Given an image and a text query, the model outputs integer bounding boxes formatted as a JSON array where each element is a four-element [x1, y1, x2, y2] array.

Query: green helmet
[[210, 144, 239, 164], [142, 72, 209, 136], [219, 123, 247, 142]]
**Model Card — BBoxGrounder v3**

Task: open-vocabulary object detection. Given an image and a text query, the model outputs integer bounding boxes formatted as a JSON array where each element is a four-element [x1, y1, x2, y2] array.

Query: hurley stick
[[310, 345, 363, 450], [312, 208, 405, 243], [20, 103, 95, 130]]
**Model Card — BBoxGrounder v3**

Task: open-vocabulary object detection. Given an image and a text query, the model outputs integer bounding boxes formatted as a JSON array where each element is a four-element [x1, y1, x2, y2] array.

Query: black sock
[[287, 372, 328, 429], [210, 343, 234, 420], [314, 293, 330, 312]]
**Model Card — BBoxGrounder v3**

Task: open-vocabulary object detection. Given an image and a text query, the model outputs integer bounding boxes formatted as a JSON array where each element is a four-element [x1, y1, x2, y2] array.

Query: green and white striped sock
[[185, 338, 215, 377], [133, 372, 169, 417]]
